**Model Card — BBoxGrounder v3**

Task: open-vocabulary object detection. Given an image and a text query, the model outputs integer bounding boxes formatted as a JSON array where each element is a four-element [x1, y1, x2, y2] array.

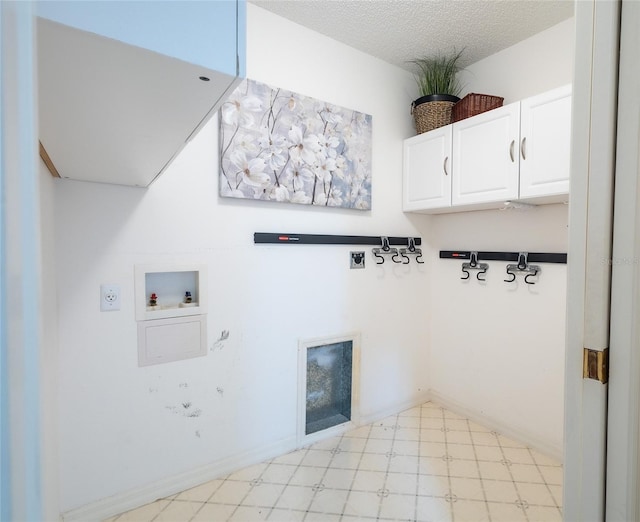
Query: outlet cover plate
[[101, 284, 121, 311], [350, 251, 365, 269]]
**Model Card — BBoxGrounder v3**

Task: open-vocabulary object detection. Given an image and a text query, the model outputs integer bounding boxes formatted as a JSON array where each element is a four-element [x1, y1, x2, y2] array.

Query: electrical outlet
[[350, 251, 365, 269], [100, 284, 121, 311]]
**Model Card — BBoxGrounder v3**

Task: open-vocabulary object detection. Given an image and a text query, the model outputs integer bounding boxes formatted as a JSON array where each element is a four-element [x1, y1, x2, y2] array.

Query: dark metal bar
[[254, 232, 422, 246], [527, 253, 568, 264], [439, 250, 567, 264]]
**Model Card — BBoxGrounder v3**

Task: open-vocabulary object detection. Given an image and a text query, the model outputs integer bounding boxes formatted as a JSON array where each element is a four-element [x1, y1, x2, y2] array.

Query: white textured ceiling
[[249, 0, 574, 71]]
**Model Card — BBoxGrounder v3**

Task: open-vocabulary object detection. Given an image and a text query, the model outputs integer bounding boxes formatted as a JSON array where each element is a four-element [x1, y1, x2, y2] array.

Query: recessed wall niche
[[134, 264, 208, 367], [135, 264, 207, 321]]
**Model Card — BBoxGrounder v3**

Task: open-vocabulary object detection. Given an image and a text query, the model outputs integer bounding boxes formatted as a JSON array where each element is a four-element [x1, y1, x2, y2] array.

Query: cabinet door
[[403, 126, 452, 211], [452, 103, 520, 206], [519, 85, 572, 199]]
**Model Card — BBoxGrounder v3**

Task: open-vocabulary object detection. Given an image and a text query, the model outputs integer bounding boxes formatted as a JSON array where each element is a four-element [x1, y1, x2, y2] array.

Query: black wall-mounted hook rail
[[440, 250, 567, 264], [255, 232, 422, 247]]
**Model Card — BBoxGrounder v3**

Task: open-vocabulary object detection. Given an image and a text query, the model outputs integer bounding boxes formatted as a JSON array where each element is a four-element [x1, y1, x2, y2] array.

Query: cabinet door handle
[[443, 156, 449, 176], [521, 137, 527, 160], [509, 140, 515, 162]]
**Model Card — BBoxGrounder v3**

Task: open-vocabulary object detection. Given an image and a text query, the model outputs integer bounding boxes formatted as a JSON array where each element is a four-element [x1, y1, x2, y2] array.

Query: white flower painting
[[219, 79, 372, 210]]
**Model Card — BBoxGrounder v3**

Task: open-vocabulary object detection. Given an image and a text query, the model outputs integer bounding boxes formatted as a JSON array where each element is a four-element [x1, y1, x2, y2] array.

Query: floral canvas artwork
[[219, 79, 372, 210]]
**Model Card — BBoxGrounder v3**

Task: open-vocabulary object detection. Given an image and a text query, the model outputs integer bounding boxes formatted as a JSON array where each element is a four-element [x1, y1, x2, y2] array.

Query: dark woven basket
[[411, 94, 459, 134], [452, 93, 504, 123]]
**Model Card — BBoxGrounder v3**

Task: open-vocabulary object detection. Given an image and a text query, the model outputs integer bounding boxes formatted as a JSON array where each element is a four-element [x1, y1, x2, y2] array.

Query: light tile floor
[[106, 402, 563, 522]]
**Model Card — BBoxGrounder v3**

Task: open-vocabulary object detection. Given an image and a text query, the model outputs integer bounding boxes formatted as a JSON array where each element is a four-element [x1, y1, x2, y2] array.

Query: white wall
[[54, 4, 430, 515], [40, 162, 60, 522], [459, 18, 575, 104], [427, 205, 568, 457], [426, 18, 574, 458]]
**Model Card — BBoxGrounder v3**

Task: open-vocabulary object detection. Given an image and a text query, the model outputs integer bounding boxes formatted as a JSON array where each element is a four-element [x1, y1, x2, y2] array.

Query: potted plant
[[410, 49, 464, 134]]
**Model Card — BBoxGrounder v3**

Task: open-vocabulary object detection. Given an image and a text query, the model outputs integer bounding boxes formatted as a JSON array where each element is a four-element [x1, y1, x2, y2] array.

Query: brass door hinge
[[583, 348, 609, 384]]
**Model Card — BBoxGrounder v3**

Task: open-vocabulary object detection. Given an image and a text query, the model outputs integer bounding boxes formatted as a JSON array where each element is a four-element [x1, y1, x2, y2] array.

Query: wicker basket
[[412, 96, 458, 134], [452, 93, 504, 123]]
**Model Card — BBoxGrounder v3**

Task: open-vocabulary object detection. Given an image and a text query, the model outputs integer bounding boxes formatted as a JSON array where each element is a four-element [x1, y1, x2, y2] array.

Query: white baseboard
[[61, 435, 298, 522], [428, 390, 563, 462]]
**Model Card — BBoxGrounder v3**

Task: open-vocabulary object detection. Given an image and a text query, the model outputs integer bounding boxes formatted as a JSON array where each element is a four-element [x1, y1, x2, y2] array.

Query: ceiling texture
[[250, 0, 575, 72]]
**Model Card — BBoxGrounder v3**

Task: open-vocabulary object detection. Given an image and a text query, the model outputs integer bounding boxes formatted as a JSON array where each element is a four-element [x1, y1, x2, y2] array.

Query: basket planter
[[452, 93, 504, 123], [411, 94, 460, 134]]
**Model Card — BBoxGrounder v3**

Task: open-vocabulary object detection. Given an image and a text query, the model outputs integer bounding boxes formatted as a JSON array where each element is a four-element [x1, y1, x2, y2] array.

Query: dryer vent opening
[[305, 340, 353, 435]]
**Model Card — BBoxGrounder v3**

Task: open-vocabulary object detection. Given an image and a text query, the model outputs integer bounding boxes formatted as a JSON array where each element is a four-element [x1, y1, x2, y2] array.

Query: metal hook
[[462, 254, 487, 281], [524, 266, 540, 284], [504, 267, 516, 282], [503, 257, 541, 283], [372, 236, 400, 265], [398, 237, 424, 264]]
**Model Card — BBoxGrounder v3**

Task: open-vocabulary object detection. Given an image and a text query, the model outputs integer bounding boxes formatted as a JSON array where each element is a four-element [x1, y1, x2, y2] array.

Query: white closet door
[[1, 2, 44, 520], [564, 0, 619, 520], [606, 1, 640, 520]]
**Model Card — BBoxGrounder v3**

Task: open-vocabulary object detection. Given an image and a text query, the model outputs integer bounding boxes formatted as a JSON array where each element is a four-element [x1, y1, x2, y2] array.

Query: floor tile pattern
[[106, 402, 563, 521]]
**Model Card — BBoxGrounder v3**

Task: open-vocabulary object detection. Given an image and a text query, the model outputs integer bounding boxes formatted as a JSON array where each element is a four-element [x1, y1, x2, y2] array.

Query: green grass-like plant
[[410, 49, 464, 98]]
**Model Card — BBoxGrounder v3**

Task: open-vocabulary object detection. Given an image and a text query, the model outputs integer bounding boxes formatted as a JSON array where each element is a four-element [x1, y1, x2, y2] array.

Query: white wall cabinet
[[452, 102, 521, 206], [519, 85, 572, 199], [403, 126, 452, 210], [403, 84, 572, 213]]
